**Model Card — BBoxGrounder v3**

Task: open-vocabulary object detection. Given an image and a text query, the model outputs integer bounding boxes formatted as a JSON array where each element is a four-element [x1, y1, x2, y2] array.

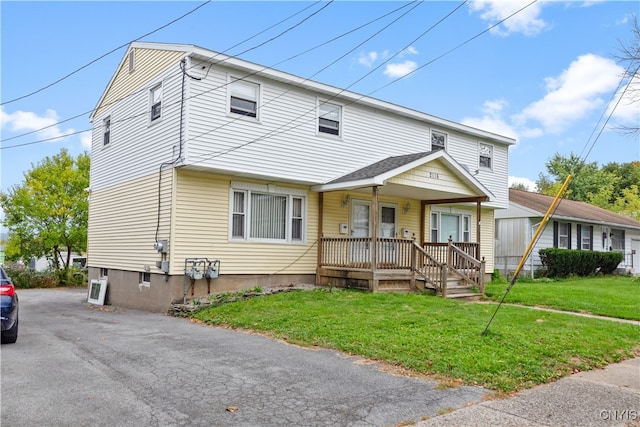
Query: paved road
[[1, 288, 487, 427]]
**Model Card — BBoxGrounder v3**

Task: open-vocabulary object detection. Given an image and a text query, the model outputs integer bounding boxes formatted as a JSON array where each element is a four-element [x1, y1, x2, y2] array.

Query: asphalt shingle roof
[[510, 188, 640, 229], [328, 151, 434, 184]]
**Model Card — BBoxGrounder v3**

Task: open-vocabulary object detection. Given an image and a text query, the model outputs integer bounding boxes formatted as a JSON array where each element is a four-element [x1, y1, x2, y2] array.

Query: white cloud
[[80, 131, 93, 149], [462, 99, 518, 139], [516, 54, 624, 134], [469, 0, 547, 36], [383, 60, 418, 78], [509, 175, 537, 191], [401, 46, 419, 57], [608, 73, 640, 126], [0, 107, 75, 142], [358, 51, 378, 67]]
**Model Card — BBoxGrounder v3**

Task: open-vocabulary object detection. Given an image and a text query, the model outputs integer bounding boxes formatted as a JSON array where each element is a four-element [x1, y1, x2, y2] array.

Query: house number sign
[[429, 171, 440, 179]]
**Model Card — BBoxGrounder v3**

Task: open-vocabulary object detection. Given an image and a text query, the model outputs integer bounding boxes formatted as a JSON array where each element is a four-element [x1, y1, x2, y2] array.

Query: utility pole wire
[[482, 174, 573, 335], [1, 1, 212, 106]]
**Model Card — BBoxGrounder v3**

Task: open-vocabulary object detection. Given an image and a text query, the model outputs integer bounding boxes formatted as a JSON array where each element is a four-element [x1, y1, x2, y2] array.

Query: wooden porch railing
[[319, 238, 486, 294]]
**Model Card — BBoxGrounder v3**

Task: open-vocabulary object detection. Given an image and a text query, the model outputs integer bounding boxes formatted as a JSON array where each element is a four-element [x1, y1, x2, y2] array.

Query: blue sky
[[1, 0, 638, 198]]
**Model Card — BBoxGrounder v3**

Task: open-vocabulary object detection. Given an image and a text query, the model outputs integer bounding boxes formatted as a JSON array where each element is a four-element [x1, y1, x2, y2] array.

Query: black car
[[1, 266, 18, 344]]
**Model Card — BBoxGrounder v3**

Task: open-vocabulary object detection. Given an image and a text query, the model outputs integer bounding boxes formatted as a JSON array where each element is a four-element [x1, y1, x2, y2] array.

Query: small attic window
[[128, 50, 135, 73]]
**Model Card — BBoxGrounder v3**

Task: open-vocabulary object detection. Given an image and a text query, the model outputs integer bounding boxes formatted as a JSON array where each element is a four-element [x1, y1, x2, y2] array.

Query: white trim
[[94, 42, 516, 146], [227, 74, 261, 121], [88, 279, 108, 305], [228, 182, 307, 243]]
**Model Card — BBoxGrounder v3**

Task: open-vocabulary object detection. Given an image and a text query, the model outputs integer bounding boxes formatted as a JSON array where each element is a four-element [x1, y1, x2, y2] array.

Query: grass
[[193, 288, 640, 392], [485, 275, 640, 321]]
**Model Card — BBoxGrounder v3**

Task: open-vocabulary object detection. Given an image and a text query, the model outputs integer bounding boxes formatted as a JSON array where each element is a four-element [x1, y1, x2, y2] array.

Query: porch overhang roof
[[311, 150, 495, 202]]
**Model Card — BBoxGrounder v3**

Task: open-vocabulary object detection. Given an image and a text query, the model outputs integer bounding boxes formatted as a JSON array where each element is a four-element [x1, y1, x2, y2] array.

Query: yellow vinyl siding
[[322, 191, 420, 239], [388, 159, 473, 195], [480, 208, 495, 272], [88, 172, 172, 271], [95, 48, 185, 117], [173, 171, 318, 275]]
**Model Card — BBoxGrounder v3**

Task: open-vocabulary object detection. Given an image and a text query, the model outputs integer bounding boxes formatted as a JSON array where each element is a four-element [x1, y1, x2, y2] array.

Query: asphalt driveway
[[1, 288, 487, 427]]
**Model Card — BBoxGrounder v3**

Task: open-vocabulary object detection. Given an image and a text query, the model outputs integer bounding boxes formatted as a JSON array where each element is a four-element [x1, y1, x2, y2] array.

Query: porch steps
[[443, 277, 483, 301]]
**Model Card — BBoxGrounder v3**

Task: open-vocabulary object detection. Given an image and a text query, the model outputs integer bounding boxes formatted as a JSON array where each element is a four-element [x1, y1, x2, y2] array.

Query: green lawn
[[485, 276, 640, 321], [193, 289, 639, 392]]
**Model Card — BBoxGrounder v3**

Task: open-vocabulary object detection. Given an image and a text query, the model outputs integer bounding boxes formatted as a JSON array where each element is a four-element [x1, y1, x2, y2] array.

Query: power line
[[188, 0, 537, 167], [1, 1, 212, 106], [1, 1, 414, 150]]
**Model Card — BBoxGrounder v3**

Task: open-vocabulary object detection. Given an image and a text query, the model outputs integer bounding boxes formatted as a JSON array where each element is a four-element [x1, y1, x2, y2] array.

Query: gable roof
[[95, 42, 515, 146], [509, 188, 640, 230], [312, 150, 494, 201]]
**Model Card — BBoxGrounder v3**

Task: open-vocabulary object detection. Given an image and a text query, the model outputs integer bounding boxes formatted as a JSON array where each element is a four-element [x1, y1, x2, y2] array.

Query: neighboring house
[[88, 42, 515, 312], [495, 188, 640, 277], [29, 252, 87, 272]]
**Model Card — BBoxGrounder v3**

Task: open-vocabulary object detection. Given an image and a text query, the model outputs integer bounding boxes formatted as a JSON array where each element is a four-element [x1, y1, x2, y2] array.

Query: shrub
[[539, 248, 623, 278], [3, 267, 59, 289]]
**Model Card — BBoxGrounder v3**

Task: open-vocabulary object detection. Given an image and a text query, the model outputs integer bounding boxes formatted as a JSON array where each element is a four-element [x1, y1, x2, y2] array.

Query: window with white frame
[[558, 222, 569, 249], [431, 130, 446, 151], [139, 272, 150, 284], [103, 117, 111, 146], [229, 78, 258, 118], [479, 143, 493, 169], [318, 102, 341, 136], [230, 183, 306, 242], [150, 84, 162, 121], [610, 228, 625, 251], [430, 211, 471, 242]]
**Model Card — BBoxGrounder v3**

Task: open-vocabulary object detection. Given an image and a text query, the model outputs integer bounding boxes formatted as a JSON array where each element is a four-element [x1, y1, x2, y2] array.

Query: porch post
[[316, 192, 324, 285], [371, 186, 379, 292], [476, 200, 481, 261]]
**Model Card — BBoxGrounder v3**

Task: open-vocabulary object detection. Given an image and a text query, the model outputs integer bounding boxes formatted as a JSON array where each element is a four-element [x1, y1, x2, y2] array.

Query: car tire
[[1, 317, 18, 344]]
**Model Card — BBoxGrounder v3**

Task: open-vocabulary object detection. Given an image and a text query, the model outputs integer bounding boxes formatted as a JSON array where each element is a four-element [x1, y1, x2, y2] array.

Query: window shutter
[[553, 221, 558, 248], [567, 223, 572, 249], [576, 224, 582, 250], [589, 226, 593, 250]]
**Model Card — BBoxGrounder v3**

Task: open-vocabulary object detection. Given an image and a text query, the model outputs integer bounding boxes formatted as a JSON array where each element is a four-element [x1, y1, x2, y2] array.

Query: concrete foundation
[[88, 267, 315, 313]]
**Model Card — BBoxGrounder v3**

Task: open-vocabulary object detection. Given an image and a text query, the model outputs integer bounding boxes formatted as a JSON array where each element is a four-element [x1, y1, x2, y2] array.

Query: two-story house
[[88, 42, 515, 312]]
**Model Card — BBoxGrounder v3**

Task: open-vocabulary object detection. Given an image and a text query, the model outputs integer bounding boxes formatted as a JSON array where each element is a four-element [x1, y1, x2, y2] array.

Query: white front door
[[350, 201, 398, 264], [379, 205, 398, 264], [350, 201, 371, 263]]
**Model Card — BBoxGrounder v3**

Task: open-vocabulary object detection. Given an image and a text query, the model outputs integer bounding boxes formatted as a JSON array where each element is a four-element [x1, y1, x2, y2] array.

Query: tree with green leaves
[[536, 153, 640, 220], [0, 149, 90, 280]]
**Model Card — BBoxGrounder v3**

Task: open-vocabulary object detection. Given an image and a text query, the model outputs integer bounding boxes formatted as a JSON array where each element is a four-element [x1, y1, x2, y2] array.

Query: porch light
[[341, 194, 351, 208], [403, 202, 411, 214]]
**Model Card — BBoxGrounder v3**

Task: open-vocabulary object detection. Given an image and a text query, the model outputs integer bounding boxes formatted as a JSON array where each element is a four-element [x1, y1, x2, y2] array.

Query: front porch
[[317, 237, 486, 299]]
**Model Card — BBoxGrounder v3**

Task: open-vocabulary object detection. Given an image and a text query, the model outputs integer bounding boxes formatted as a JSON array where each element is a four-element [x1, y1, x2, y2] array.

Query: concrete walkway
[[417, 355, 640, 427]]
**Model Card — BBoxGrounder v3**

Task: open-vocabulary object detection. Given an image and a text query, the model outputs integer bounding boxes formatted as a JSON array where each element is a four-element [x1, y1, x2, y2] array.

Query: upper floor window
[[103, 117, 111, 146], [150, 84, 162, 122], [431, 130, 446, 151], [318, 102, 341, 136], [230, 182, 306, 243], [229, 78, 258, 118], [479, 143, 493, 170]]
